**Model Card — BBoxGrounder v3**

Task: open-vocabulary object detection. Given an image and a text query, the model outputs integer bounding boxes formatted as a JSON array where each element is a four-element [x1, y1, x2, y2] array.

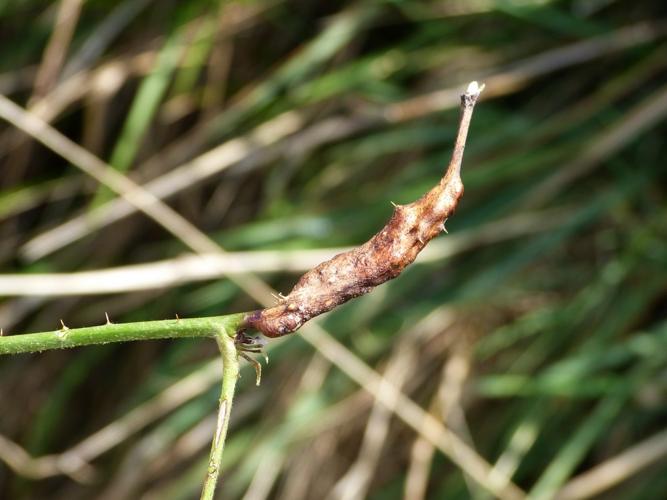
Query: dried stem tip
[[245, 82, 484, 337]]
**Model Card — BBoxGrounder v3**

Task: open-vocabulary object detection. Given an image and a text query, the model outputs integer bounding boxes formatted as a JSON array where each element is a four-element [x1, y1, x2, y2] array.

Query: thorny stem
[[245, 81, 484, 337], [0, 81, 483, 348], [200, 330, 239, 500], [0, 313, 245, 499], [0, 314, 246, 355], [0, 81, 484, 500]]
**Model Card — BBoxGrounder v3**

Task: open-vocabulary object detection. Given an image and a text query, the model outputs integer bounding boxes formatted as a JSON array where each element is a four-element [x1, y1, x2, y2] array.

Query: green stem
[[200, 329, 239, 500], [0, 314, 246, 355]]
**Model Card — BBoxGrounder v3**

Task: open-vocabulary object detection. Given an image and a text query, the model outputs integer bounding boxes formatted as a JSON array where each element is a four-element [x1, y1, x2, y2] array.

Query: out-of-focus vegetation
[[1, 0, 666, 499]]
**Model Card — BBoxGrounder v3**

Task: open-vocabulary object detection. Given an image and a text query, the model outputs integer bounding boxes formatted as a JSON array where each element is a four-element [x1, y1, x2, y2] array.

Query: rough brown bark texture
[[245, 82, 484, 337]]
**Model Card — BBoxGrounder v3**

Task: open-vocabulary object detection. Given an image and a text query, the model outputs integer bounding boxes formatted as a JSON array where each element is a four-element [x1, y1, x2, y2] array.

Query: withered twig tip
[[466, 81, 485, 96], [245, 81, 483, 338]]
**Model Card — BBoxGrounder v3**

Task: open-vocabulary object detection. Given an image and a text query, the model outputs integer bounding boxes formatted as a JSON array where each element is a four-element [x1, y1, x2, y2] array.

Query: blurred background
[[1, 1, 666, 499]]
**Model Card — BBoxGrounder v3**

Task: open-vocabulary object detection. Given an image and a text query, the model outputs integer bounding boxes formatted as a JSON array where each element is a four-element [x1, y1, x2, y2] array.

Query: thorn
[[105, 312, 112, 325], [56, 320, 70, 339], [390, 201, 398, 208], [239, 352, 262, 386], [442, 218, 449, 234]]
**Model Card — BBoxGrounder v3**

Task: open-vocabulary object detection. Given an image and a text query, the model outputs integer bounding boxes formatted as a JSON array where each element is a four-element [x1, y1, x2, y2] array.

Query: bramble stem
[[0, 314, 245, 355], [1, 313, 245, 499], [200, 330, 239, 500]]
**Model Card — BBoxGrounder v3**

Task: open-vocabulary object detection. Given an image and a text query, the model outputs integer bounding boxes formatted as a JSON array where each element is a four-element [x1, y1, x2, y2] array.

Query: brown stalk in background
[[245, 82, 484, 337]]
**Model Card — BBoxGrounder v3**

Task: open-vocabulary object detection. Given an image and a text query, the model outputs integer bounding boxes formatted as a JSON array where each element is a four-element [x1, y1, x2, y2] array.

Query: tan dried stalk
[[245, 82, 484, 337]]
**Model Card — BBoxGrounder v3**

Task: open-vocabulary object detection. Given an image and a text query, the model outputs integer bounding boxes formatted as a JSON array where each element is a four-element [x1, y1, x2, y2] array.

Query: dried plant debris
[[245, 82, 484, 337]]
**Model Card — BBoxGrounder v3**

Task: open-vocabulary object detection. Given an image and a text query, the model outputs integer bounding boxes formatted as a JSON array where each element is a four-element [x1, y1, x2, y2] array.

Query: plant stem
[[200, 329, 239, 500], [0, 314, 245, 355], [245, 81, 484, 338]]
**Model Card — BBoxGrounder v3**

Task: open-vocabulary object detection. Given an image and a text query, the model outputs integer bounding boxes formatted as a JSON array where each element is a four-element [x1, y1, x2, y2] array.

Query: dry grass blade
[[20, 110, 304, 261], [240, 451, 285, 500], [0, 433, 94, 482], [0, 209, 564, 296], [18, 21, 663, 262], [524, 81, 667, 207], [0, 359, 222, 479], [301, 322, 526, 500], [32, 0, 84, 99], [0, 92, 275, 303], [555, 428, 667, 500], [329, 335, 418, 500]]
